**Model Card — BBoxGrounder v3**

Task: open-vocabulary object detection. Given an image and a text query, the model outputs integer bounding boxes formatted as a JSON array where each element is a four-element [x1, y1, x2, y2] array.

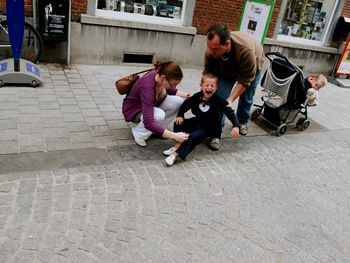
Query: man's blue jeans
[[216, 70, 262, 126]]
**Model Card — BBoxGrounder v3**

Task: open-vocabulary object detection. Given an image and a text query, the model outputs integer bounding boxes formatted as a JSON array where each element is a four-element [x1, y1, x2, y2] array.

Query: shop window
[[96, 0, 186, 25], [278, 0, 337, 43]]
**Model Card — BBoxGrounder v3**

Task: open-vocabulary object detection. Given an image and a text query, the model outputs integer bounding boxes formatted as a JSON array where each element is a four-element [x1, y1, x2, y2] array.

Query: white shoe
[[162, 147, 177, 156], [134, 137, 147, 147], [131, 127, 147, 147], [164, 153, 177, 167]]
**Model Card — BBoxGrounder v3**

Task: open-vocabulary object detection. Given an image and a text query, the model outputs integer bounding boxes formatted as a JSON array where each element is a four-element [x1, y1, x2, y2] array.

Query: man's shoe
[[208, 138, 221, 151], [163, 147, 177, 156], [134, 137, 147, 147], [239, 125, 248, 136], [164, 153, 177, 166]]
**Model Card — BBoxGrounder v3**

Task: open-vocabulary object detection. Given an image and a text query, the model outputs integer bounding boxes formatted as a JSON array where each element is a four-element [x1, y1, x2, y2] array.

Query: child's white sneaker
[[164, 153, 177, 167], [162, 147, 177, 156]]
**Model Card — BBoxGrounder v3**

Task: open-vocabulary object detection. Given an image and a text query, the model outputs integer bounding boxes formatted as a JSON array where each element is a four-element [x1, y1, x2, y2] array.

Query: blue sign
[[0, 62, 8, 72], [6, 0, 25, 61], [26, 63, 40, 77]]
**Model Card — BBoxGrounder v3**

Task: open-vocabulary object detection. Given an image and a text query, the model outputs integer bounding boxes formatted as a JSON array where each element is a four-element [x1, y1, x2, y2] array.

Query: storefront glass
[[278, 0, 337, 43], [96, 0, 186, 24]]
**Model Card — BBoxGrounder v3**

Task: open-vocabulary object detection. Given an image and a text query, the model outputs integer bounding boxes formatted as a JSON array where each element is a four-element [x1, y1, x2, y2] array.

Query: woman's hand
[[173, 132, 189, 143], [183, 92, 191, 99], [175, 117, 184, 125], [176, 90, 191, 99], [230, 127, 239, 138]]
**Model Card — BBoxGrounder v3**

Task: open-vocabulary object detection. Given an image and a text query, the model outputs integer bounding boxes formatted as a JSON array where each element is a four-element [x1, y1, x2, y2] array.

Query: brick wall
[[192, 0, 282, 37], [268, 0, 282, 37], [192, 0, 244, 34], [72, 0, 87, 21]]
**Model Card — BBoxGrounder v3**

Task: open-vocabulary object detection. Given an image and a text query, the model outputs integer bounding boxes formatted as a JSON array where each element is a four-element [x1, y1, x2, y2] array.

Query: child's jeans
[[174, 118, 219, 160]]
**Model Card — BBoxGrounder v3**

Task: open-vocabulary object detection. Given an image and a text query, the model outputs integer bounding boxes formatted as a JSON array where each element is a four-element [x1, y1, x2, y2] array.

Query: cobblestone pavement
[[0, 63, 350, 262], [0, 129, 349, 263]]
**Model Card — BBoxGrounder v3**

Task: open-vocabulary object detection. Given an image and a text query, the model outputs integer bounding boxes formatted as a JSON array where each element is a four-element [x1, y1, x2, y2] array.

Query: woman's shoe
[[162, 147, 177, 156], [134, 137, 147, 147]]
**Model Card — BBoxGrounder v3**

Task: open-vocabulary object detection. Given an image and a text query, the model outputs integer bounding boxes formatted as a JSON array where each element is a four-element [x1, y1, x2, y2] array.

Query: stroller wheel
[[297, 117, 310, 131], [299, 119, 310, 131], [276, 124, 287, 137], [251, 108, 262, 120], [296, 117, 305, 129]]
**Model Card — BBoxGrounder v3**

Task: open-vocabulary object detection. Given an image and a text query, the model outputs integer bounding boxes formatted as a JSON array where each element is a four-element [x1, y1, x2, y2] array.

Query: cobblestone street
[[0, 130, 349, 263], [0, 64, 349, 262]]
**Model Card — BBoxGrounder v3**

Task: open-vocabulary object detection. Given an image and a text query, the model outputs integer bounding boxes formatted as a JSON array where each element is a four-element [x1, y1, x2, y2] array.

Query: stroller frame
[[251, 52, 311, 136]]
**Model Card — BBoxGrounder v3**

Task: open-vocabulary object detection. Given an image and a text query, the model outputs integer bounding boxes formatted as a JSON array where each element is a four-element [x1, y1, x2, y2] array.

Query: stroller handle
[[265, 52, 300, 73], [265, 51, 288, 60]]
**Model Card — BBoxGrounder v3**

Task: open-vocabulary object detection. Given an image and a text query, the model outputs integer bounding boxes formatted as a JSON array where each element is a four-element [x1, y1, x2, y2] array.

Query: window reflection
[[279, 0, 334, 41], [98, 0, 183, 20]]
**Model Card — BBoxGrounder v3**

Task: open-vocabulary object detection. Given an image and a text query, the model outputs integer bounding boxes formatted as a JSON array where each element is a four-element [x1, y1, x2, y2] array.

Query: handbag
[[115, 68, 153, 95]]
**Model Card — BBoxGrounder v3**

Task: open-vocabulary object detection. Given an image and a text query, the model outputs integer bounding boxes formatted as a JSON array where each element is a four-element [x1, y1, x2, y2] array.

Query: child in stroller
[[251, 52, 327, 136], [304, 74, 328, 106]]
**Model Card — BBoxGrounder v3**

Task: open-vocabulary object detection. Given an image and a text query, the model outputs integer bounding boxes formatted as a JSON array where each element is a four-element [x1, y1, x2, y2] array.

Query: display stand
[[0, 0, 43, 87]]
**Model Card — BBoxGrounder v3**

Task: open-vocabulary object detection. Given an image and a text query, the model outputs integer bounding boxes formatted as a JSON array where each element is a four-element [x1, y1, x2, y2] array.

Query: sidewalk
[[0, 63, 349, 155]]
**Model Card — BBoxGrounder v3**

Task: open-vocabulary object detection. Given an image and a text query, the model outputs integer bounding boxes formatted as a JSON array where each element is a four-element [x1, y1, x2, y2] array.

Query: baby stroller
[[251, 52, 310, 136]]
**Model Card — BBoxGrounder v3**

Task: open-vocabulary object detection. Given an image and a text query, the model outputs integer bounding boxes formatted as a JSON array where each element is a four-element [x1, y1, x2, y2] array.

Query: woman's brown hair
[[154, 61, 183, 81]]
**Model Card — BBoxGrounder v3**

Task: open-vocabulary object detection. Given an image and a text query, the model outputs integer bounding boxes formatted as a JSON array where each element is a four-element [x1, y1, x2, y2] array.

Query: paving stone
[[19, 123, 44, 134], [85, 117, 107, 126], [0, 119, 18, 130], [0, 141, 18, 154], [62, 112, 85, 122], [42, 117, 65, 128], [19, 134, 45, 146], [46, 138, 71, 151], [18, 113, 42, 123], [41, 109, 62, 118], [0, 130, 18, 141]]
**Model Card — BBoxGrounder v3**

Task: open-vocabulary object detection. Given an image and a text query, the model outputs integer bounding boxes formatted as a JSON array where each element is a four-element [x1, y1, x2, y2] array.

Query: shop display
[[280, 0, 329, 41], [99, 0, 183, 19], [144, 4, 157, 16]]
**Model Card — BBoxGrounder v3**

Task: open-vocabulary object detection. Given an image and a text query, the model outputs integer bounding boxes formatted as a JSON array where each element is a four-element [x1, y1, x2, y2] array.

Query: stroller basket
[[262, 67, 298, 108]]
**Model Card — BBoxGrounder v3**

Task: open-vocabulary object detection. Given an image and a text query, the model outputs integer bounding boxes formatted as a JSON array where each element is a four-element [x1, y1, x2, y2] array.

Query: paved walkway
[[0, 63, 350, 263], [1, 63, 349, 155]]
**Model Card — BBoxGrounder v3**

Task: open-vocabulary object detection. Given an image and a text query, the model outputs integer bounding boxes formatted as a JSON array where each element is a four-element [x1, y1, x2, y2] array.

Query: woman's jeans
[[216, 70, 262, 126]]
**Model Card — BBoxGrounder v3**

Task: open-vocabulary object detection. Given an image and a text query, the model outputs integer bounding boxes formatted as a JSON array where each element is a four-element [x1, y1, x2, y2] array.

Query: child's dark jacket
[[177, 91, 239, 136]]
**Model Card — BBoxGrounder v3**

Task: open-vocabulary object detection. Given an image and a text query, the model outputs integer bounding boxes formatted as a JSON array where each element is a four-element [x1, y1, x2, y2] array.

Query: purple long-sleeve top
[[122, 70, 178, 136]]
